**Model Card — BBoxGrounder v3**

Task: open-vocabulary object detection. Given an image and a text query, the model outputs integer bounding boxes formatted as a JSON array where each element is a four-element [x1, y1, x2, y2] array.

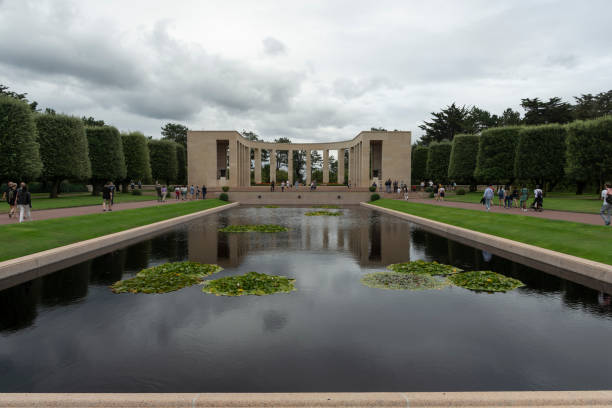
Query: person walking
[[504, 186, 513, 209], [161, 185, 168, 202], [281, 181, 285, 192], [102, 181, 114, 211], [600, 182, 612, 226], [438, 184, 445, 201], [433, 183, 439, 201], [483, 184, 494, 212], [202, 185, 207, 199], [533, 185, 544, 212], [520, 186, 529, 212], [270, 180, 275, 192], [174, 185, 180, 200], [181, 185, 188, 200], [155, 182, 162, 202], [195, 185, 200, 200], [130, 180, 135, 191], [497, 186, 505, 207], [15, 182, 32, 223], [189, 184, 195, 200], [3, 182, 15, 218], [138, 180, 142, 189]]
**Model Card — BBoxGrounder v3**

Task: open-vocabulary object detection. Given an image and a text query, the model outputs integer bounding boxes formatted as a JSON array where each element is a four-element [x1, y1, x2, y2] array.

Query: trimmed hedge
[[219, 192, 229, 201], [515, 124, 566, 186], [426, 140, 452, 183], [0, 95, 42, 181], [566, 116, 612, 189], [370, 193, 380, 201], [36, 113, 91, 197], [175, 143, 187, 184], [122, 132, 152, 184], [474, 126, 521, 184], [411, 145, 429, 183], [148, 139, 177, 185], [86, 126, 126, 190], [448, 134, 479, 184]]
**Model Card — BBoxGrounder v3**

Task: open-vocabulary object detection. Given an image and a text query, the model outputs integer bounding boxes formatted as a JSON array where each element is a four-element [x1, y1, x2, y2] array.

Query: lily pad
[[305, 211, 343, 216], [202, 272, 296, 296], [448, 270, 525, 292], [263, 205, 279, 208], [111, 262, 223, 294], [311, 204, 340, 209], [361, 272, 449, 290], [219, 224, 288, 233], [387, 260, 462, 276]]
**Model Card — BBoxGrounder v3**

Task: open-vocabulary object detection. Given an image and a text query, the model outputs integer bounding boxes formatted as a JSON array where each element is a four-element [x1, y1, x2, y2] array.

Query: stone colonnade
[[187, 130, 412, 188]]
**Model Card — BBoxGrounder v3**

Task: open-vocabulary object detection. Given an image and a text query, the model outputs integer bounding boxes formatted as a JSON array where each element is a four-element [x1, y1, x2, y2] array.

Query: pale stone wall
[[187, 130, 412, 188]]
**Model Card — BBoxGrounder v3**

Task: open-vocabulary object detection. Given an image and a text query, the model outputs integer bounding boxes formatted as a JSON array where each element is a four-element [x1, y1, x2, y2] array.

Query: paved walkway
[[407, 198, 604, 226], [0, 199, 187, 225]]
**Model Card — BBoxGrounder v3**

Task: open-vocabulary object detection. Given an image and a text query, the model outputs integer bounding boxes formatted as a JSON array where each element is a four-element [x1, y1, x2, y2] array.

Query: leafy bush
[[428, 192, 434, 198], [312, 204, 340, 209], [122, 131, 152, 184], [86, 126, 126, 187], [426, 140, 452, 183], [448, 134, 479, 184], [305, 211, 343, 216], [370, 193, 380, 201], [219, 224, 288, 232], [110, 262, 222, 294], [387, 260, 462, 276], [411, 145, 429, 184], [474, 126, 521, 184], [222, 186, 230, 192], [219, 192, 229, 201], [566, 117, 612, 190], [263, 204, 279, 208], [361, 272, 449, 290], [424, 186, 433, 192], [0, 95, 42, 181], [369, 185, 376, 192], [456, 188, 466, 195], [202, 272, 296, 296], [175, 143, 187, 184], [515, 124, 566, 187], [131, 189, 142, 195], [148, 139, 177, 185], [448, 270, 525, 292]]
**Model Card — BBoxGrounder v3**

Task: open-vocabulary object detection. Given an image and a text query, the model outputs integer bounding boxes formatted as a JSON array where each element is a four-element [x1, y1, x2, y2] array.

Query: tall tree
[[521, 97, 573, 125], [474, 126, 521, 184], [121, 132, 152, 190], [419, 103, 470, 145], [85, 126, 127, 194], [36, 113, 91, 197], [573, 90, 612, 120], [426, 141, 452, 184], [161, 123, 188, 148], [0, 96, 43, 181], [447, 134, 479, 185], [514, 124, 566, 189], [463, 107, 499, 134], [242, 130, 269, 161], [274, 137, 291, 170], [498, 108, 522, 126], [0, 84, 39, 112], [82, 116, 105, 127], [411, 145, 429, 184], [175, 143, 187, 184], [148, 139, 178, 185]]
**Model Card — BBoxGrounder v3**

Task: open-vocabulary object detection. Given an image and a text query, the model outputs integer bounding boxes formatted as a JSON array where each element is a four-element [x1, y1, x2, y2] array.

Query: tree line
[[0, 84, 189, 197]]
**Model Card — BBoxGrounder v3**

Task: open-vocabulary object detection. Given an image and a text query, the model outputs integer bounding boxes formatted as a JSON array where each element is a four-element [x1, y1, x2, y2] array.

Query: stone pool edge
[[1, 391, 611, 406], [362, 202, 612, 286], [0, 202, 239, 284]]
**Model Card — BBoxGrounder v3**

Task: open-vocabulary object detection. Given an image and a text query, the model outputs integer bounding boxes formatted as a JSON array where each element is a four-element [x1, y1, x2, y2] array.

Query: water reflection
[[1, 206, 611, 392]]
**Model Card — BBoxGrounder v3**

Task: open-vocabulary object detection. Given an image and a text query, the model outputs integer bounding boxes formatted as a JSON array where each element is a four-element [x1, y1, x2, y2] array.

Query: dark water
[[1, 206, 611, 392]]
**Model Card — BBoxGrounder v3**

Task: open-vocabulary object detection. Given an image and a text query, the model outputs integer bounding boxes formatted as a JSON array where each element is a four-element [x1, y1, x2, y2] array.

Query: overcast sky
[[1, 0, 611, 143]]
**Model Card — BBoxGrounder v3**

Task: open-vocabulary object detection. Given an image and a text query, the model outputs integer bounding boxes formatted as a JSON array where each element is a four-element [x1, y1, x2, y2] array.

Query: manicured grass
[[0, 199, 228, 262], [371, 199, 612, 265], [0, 192, 156, 211], [442, 191, 602, 214]]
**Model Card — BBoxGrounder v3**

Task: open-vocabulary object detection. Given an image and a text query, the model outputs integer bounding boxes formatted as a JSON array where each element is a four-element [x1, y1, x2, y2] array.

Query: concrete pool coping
[[1, 391, 612, 406], [362, 202, 612, 289], [0, 202, 239, 290]]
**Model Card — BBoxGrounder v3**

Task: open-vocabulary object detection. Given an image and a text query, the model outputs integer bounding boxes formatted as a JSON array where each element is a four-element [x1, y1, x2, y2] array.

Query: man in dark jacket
[[16, 182, 31, 223]]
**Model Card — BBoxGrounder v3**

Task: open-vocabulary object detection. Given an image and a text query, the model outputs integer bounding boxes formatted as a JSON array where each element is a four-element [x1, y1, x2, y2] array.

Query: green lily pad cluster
[[263, 205, 279, 208], [311, 204, 340, 209], [361, 272, 449, 290], [387, 260, 462, 276], [111, 262, 223, 294], [305, 211, 343, 216], [448, 270, 525, 292], [202, 272, 296, 296], [218, 224, 288, 233]]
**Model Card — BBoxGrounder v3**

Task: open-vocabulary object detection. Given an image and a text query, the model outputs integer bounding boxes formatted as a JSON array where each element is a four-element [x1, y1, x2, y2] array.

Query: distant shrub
[[425, 187, 433, 193], [429, 192, 435, 198], [219, 192, 229, 201], [222, 186, 230, 192], [369, 186, 377, 192], [370, 193, 380, 201], [131, 189, 142, 195], [456, 188, 466, 195]]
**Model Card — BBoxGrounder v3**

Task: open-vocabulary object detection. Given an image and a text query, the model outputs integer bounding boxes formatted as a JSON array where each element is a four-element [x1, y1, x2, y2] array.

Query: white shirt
[[603, 189, 609, 203]]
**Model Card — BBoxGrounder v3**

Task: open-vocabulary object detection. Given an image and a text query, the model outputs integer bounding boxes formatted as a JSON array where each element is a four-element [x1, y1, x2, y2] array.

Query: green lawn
[[0, 192, 156, 211], [441, 191, 602, 214], [0, 199, 228, 261], [371, 199, 611, 265]]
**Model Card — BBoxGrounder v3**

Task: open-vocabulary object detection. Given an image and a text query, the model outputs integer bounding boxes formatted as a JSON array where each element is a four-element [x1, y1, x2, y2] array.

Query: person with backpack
[[533, 185, 544, 212], [483, 184, 494, 212], [155, 182, 162, 202], [520, 186, 529, 212], [600, 182, 612, 226], [3, 182, 15, 218], [16, 182, 32, 223], [102, 181, 114, 211], [202, 185, 207, 199], [497, 186, 505, 207]]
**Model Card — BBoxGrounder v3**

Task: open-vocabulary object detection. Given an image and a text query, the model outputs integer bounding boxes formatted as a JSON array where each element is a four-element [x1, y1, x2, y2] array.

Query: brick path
[[407, 198, 605, 226], [0, 198, 189, 225]]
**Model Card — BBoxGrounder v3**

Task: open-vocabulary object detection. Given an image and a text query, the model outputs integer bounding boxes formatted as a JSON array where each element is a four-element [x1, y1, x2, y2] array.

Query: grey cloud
[[333, 77, 397, 99], [262, 37, 288, 56]]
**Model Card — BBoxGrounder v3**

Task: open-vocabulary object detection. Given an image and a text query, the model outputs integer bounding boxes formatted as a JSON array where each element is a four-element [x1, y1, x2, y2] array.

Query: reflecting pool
[[1, 206, 611, 392]]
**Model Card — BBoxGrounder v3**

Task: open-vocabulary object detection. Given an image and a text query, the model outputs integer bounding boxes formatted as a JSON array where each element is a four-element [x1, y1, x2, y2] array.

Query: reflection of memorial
[[187, 212, 412, 267]]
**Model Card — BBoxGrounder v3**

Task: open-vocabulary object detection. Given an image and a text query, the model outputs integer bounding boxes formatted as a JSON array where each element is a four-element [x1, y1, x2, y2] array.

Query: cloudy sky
[[1, 0, 611, 143]]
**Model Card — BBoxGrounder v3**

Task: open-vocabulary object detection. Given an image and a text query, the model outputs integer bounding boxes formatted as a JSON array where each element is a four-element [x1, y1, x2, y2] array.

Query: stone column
[[229, 140, 238, 187], [287, 149, 293, 185], [337, 148, 344, 185], [254, 148, 262, 184], [348, 147, 353, 186], [361, 140, 370, 188], [323, 149, 329, 184], [305, 150, 311, 185], [270, 149, 276, 183], [245, 145, 250, 187], [238, 142, 243, 187]]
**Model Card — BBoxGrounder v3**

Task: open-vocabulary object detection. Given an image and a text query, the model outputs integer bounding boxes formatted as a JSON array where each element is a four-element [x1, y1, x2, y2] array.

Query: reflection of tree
[[41, 263, 91, 306], [262, 310, 288, 333], [89, 251, 127, 285], [0, 280, 41, 332], [150, 231, 188, 262], [368, 217, 381, 261], [123, 240, 152, 271]]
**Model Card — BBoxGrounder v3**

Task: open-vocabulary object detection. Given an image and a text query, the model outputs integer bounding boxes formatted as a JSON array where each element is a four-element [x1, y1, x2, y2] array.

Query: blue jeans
[[485, 198, 492, 210], [601, 202, 611, 225]]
